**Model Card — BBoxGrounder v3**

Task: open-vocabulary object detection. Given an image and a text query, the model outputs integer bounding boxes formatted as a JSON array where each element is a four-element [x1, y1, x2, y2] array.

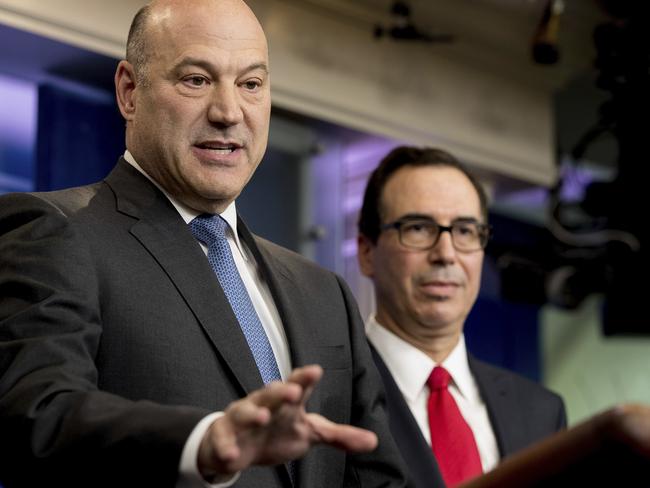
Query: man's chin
[[416, 307, 460, 329], [192, 179, 243, 201]]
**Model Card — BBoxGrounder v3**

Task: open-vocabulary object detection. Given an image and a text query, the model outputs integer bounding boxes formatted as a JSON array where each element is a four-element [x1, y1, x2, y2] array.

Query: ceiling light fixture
[[374, 1, 455, 44]]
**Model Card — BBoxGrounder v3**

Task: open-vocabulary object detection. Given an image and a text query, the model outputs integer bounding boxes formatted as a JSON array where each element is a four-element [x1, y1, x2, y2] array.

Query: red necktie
[[427, 366, 483, 487]]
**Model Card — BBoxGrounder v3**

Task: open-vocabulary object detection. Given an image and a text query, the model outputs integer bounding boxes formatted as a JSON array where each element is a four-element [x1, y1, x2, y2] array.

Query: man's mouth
[[419, 280, 460, 297], [194, 142, 242, 154], [426, 280, 458, 287]]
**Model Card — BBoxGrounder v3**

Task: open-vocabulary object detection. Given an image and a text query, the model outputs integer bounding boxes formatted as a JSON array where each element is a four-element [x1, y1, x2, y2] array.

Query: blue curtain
[[465, 297, 540, 381], [36, 83, 124, 191]]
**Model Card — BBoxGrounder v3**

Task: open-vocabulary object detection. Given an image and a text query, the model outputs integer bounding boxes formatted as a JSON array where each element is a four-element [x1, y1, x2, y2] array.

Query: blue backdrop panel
[[237, 147, 302, 253], [36, 83, 124, 191], [465, 297, 540, 381]]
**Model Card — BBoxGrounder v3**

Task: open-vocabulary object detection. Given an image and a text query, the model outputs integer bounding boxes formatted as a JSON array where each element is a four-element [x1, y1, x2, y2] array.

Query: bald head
[[126, 0, 265, 85]]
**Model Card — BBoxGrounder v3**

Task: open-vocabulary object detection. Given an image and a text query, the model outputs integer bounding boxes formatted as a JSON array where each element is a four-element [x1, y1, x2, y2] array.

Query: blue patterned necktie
[[190, 214, 282, 385]]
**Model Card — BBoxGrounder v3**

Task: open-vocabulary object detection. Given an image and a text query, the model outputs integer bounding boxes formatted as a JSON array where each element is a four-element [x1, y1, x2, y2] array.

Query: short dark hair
[[358, 146, 489, 243], [126, 5, 152, 85]]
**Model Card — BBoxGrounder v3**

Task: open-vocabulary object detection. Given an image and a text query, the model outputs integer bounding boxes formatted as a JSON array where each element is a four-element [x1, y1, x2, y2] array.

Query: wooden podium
[[461, 404, 650, 487]]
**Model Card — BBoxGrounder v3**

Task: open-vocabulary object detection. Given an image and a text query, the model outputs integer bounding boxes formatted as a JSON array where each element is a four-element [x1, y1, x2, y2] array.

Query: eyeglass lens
[[398, 220, 485, 250]]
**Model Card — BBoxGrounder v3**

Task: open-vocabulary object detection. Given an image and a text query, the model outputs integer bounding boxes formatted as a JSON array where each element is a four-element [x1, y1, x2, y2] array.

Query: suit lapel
[[105, 160, 264, 395], [370, 345, 446, 488], [469, 355, 523, 458], [238, 219, 317, 486], [237, 220, 321, 374]]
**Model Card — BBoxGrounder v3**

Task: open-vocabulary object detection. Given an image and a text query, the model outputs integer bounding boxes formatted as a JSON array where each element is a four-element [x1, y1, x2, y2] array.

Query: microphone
[[532, 0, 564, 65]]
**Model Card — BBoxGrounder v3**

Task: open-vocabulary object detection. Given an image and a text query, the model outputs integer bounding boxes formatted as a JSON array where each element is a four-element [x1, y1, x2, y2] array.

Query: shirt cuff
[[177, 412, 241, 488]]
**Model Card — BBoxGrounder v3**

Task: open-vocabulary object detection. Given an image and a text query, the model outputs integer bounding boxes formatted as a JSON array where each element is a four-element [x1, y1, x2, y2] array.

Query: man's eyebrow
[[173, 58, 269, 75], [397, 213, 435, 222], [396, 214, 481, 223], [242, 62, 269, 74], [452, 216, 481, 224]]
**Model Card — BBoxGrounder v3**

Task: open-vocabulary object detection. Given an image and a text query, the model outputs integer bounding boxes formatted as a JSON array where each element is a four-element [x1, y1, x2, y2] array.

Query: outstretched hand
[[197, 365, 378, 477]]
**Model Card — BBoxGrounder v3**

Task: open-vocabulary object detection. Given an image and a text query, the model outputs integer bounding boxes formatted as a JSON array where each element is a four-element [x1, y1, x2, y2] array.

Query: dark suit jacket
[[370, 345, 566, 488], [0, 159, 406, 488]]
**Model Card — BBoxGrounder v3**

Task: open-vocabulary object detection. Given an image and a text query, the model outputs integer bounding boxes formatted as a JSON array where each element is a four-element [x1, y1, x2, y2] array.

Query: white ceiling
[[295, 0, 608, 91]]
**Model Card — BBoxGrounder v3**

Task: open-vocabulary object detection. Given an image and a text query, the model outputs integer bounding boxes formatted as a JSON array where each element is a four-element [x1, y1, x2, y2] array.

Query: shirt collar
[[122, 150, 247, 259], [442, 331, 480, 403], [366, 314, 479, 403]]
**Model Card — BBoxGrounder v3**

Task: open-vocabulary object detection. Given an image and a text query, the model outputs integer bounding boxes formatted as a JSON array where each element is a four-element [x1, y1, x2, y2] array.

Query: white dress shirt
[[123, 151, 292, 487], [366, 314, 500, 473]]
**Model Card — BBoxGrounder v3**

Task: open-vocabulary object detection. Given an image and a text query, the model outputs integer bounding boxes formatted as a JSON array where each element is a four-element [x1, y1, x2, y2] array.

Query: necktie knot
[[428, 366, 451, 391], [190, 214, 228, 247]]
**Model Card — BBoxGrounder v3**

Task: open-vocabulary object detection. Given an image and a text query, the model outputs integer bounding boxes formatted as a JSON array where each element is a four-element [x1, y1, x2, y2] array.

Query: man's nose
[[207, 84, 244, 126], [427, 229, 456, 264]]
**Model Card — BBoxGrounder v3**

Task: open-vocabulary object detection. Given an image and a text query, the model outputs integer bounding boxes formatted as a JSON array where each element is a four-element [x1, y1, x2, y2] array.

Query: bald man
[[0, 2, 406, 487]]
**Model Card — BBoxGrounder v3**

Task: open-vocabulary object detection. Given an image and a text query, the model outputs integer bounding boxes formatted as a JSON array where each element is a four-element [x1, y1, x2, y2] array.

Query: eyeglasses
[[381, 217, 491, 252]]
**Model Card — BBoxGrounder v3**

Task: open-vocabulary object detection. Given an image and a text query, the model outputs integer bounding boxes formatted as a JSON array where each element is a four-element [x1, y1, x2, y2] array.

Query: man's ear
[[357, 234, 376, 278], [115, 60, 138, 121]]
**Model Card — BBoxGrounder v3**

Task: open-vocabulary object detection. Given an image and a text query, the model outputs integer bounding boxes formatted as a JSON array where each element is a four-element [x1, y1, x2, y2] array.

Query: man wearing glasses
[[357, 146, 566, 488]]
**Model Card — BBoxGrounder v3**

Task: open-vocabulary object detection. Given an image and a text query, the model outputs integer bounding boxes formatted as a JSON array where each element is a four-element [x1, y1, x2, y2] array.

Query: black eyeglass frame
[[380, 217, 492, 252]]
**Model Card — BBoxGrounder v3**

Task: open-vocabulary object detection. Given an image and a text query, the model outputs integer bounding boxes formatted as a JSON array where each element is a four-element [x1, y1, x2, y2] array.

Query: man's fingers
[[248, 380, 303, 410], [287, 364, 323, 405], [199, 414, 246, 475], [201, 371, 373, 478], [246, 365, 322, 412], [287, 364, 323, 388], [227, 398, 271, 429], [307, 413, 378, 452]]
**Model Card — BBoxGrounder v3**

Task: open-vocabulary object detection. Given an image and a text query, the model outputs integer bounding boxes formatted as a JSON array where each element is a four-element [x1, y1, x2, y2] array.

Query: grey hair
[[126, 5, 152, 85]]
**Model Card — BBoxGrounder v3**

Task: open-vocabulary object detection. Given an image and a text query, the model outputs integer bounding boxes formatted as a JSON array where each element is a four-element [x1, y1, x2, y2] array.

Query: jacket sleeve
[[0, 193, 207, 488], [335, 275, 408, 488]]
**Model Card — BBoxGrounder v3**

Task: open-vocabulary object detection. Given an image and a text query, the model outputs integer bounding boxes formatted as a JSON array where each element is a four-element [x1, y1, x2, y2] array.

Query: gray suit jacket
[[370, 345, 566, 488], [0, 159, 406, 488]]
